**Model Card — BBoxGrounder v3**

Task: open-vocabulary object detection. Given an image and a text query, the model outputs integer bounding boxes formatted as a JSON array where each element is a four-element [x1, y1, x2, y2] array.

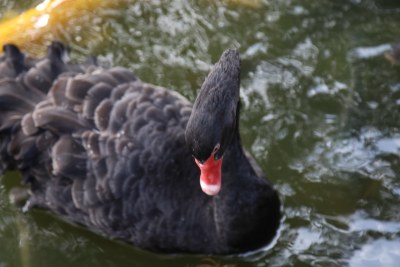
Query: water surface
[[1, 0, 400, 266]]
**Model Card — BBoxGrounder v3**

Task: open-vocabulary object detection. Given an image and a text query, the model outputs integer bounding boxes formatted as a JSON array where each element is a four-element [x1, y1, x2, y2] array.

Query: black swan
[[0, 42, 281, 254]]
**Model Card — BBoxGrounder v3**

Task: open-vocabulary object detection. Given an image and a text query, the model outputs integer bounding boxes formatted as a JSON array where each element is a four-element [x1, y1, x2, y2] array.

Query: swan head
[[185, 49, 240, 196]]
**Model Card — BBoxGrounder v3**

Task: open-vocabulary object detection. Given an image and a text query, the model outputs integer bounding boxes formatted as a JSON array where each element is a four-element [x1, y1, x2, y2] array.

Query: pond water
[[1, 0, 400, 266]]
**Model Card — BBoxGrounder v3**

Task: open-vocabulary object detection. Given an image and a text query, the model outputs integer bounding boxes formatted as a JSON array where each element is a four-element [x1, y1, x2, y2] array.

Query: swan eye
[[212, 143, 220, 155]]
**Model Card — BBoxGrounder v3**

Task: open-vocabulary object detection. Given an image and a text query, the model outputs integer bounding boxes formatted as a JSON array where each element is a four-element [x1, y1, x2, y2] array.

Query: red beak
[[195, 156, 223, 196]]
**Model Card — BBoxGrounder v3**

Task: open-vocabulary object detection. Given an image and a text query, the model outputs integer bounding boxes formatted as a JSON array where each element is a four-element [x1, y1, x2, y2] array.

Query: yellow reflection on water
[[0, 0, 128, 55]]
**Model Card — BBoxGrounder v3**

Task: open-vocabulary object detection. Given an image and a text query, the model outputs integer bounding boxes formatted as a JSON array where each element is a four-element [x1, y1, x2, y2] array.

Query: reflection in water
[[33, 14, 50, 28], [290, 128, 399, 184], [348, 212, 400, 233], [349, 239, 400, 267], [350, 44, 392, 60], [290, 228, 321, 253]]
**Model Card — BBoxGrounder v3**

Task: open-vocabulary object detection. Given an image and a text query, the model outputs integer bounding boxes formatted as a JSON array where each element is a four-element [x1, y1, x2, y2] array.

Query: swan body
[[0, 42, 280, 254]]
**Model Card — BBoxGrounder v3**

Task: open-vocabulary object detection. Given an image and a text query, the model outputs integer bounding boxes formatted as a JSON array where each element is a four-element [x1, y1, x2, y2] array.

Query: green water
[[1, 0, 400, 266]]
